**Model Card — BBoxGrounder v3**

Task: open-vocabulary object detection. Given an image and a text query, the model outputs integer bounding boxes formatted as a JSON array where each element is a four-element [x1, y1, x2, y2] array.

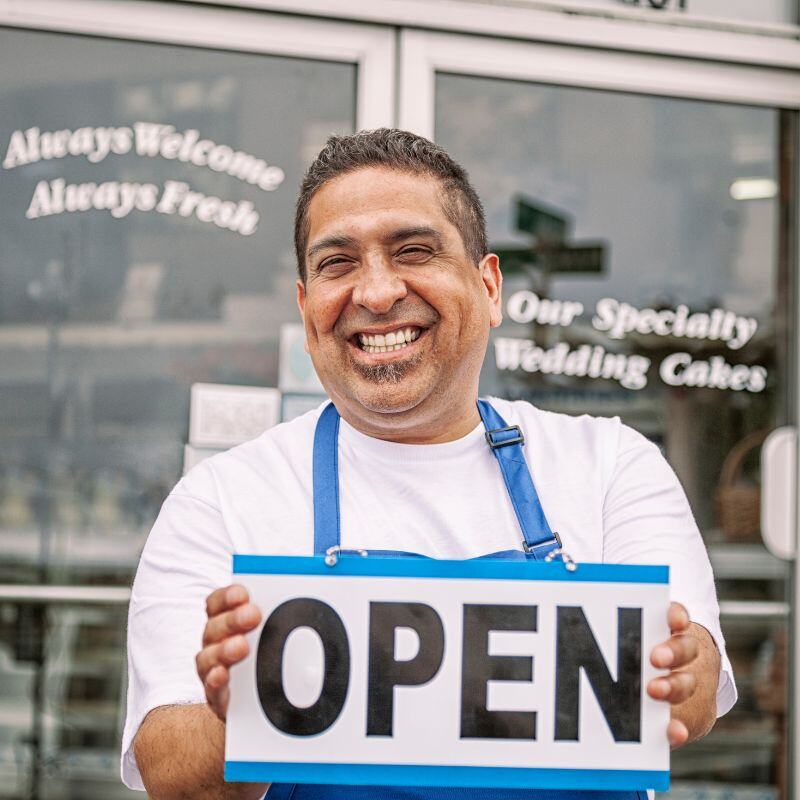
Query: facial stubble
[[348, 349, 424, 384]]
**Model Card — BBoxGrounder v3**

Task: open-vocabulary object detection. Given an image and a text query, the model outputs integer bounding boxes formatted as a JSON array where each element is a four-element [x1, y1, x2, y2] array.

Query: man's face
[[297, 166, 502, 427]]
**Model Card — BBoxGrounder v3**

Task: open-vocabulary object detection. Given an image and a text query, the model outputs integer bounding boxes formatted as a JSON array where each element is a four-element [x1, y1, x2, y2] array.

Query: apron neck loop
[[312, 400, 560, 560], [477, 400, 560, 558], [312, 402, 342, 556]]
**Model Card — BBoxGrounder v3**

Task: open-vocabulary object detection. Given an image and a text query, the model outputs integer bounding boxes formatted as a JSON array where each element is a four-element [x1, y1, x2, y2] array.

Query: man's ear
[[296, 278, 306, 318], [480, 253, 503, 328], [296, 279, 310, 354]]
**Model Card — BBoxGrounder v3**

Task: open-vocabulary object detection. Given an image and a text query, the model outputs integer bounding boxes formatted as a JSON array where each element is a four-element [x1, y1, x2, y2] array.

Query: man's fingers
[[667, 718, 689, 750], [651, 633, 698, 670], [196, 635, 250, 680], [668, 602, 690, 634], [204, 667, 231, 721], [648, 671, 697, 704], [202, 603, 261, 646], [206, 664, 229, 691], [205, 584, 249, 618], [198, 585, 259, 723]]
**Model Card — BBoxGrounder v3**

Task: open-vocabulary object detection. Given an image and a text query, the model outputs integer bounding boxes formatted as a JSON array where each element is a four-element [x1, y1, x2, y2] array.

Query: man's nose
[[351, 257, 407, 315]]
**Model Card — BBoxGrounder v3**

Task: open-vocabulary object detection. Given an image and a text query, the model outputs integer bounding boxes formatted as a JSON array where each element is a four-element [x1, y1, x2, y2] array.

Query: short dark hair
[[294, 128, 487, 281]]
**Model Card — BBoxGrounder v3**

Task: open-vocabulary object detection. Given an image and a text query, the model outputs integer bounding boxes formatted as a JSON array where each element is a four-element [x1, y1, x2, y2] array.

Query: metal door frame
[[0, 0, 396, 130], [399, 28, 800, 138], [189, 0, 800, 70], [398, 26, 800, 796]]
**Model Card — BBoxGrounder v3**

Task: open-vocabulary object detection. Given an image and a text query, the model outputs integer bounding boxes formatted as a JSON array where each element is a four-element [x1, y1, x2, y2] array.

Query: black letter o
[[257, 598, 350, 736]]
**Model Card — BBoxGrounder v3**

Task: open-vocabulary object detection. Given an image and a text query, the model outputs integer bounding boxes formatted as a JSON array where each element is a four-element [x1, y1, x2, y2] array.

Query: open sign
[[225, 556, 670, 792]]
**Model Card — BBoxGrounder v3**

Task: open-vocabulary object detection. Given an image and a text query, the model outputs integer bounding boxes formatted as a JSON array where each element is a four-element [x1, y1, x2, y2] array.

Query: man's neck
[[334, 397, 482, 445]]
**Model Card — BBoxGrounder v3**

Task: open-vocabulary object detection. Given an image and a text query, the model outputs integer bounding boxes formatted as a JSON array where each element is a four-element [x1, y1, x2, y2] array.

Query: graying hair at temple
[[293, 128, 488, 281]]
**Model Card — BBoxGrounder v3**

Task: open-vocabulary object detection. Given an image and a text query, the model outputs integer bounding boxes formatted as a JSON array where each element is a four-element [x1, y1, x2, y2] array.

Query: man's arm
[[134, 704, 267, 800], [648, 603, 721, 748], [602, 423, 736, 740], [132, 585, 267, 799]]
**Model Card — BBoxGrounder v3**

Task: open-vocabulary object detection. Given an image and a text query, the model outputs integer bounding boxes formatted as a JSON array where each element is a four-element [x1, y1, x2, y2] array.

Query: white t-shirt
[[121, 398, 736, 790]]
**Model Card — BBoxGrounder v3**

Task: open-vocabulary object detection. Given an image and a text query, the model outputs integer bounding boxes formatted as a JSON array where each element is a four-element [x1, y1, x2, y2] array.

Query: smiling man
[[297, 165, 498, 442], [122, 129, 735, 800]]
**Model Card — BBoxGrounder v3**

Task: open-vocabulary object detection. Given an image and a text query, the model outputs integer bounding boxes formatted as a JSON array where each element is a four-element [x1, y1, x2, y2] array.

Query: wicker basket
[[715, 429, 770, 542]]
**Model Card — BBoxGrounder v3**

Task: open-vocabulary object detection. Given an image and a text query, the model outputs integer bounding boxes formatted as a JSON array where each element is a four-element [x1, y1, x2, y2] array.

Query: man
[[122, 129, 734, 799]]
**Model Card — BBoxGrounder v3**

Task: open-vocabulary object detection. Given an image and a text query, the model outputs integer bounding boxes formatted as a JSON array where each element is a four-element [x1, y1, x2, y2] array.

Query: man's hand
[[196, 584, 262, 721], [134, 586, 266, 799], [647, 602, 719, 749]]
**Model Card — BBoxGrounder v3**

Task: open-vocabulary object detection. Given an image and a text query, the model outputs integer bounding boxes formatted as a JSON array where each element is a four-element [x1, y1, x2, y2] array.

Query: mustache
[[336, 300, 440, 337]]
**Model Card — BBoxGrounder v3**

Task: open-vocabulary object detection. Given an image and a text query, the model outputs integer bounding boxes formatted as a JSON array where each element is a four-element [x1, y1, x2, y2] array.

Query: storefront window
[[0, 25, 357, 798], [436, 73, 790, 796], [0, 28, 356, 587]]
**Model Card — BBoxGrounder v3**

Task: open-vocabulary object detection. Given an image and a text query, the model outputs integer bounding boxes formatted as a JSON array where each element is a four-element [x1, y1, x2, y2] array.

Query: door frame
[[188, 0, 800, 70], [399, 28, 800, 139], [0, 0, 396, 130], [398, 26, 800, 796]]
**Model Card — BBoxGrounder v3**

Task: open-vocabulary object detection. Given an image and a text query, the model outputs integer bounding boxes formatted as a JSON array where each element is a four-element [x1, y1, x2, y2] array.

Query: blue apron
[[265, 400, 644, 800]]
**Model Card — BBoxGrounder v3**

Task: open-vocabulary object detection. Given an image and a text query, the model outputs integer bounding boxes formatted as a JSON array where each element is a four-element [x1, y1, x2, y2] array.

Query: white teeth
[[361, 341, 411, 353], [357, 326, 423, 353]]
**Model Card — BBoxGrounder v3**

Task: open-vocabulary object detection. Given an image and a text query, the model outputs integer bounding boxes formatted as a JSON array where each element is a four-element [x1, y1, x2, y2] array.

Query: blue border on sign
[[224, 761, 670, 791], [232, 554, 668, 584]]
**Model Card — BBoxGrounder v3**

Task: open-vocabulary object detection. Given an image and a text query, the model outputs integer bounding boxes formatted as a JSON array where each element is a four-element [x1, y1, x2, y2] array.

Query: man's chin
[[352, 386, 423, 415], [349, 368, 428, 415]]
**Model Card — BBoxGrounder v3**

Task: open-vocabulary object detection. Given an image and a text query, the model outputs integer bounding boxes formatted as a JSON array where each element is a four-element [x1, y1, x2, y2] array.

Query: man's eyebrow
[[307, 227, 444, 262], [307, 235, 358, 261], [384, 226, 443, 247]]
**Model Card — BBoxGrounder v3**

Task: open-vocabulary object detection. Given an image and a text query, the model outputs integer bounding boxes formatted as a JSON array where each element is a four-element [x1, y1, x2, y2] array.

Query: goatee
[[350, 351, 422, 383]]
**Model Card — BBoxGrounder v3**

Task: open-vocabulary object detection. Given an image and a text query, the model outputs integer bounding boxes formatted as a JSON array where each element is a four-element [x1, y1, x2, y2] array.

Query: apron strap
[[313, 402, 342, 555], [477, 400, 560, 560], [312, 400, 560, 560]]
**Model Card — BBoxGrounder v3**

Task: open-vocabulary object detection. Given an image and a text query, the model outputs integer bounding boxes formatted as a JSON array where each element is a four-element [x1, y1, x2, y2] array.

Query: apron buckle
[[484, 425, 524, 449], [522, 530, 562, 554]]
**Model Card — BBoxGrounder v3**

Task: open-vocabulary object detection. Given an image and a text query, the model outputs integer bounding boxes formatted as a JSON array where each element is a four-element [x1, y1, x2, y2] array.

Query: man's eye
[[319, 257, 351, 270], [398, 247, 432, 259]]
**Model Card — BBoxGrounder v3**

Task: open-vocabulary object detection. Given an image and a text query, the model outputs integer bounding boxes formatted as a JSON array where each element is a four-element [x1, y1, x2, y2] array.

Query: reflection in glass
[[0, 601, 136, 798], [436, 73, 790, 796], [0, 26, 357, 798], [0, 28, 356, 587]]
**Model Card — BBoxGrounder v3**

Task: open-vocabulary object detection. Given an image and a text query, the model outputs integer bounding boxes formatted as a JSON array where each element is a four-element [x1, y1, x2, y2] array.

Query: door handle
[[760, 426, 797, 560]]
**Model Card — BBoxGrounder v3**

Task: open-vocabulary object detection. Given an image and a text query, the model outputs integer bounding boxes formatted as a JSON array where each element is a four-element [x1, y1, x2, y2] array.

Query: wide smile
[[350, 325, 428, 356]]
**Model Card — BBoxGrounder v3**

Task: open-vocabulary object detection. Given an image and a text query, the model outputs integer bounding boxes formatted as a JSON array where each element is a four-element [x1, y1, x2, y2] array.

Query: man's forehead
[[305, 167, 455, 247], [317, 164, 441, 195]]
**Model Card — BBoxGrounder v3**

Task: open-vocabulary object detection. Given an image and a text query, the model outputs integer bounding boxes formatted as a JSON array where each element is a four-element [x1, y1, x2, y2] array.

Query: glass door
[[0, 3, 393, 797], [400, 30, 798, 800]]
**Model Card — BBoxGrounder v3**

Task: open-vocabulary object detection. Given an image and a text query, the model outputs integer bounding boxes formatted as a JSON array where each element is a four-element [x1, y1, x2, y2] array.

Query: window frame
[[398, 27, 800, 795], [0, 0, 395, 130]]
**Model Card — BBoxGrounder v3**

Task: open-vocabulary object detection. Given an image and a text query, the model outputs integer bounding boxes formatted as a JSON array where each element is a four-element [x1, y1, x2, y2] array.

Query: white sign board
[[226, 556, 670, 792], [189, 383, 281, 449]]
